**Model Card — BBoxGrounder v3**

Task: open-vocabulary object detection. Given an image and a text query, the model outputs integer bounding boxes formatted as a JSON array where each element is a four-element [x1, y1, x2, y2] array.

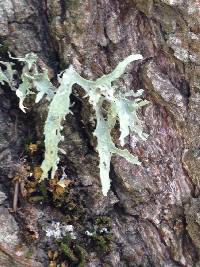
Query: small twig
[[13, 180, 19, 212]]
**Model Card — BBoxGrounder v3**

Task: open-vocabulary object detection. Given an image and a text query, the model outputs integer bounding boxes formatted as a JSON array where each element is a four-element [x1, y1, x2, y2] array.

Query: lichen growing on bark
[[0, 53, 148, 196]]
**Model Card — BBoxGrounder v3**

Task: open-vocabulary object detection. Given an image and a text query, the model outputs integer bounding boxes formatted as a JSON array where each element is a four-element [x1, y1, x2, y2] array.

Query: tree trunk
[[0, 0, 200, 266]]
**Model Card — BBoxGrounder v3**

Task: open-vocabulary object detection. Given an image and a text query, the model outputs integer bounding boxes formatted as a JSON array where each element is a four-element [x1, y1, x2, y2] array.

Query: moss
[[60, 242, 78, 263], [92, 234, 111, 253], [89, 216, 113, 253], [62, 233, 72, 246], [52, 190, 85, 222], [75, 245, 87, 267], [25, 248, 34, 258], [95, 216, 111, 226], [0, 42, 9, 54], [58, 234, 87, 266], [38, 180, 48, 198]]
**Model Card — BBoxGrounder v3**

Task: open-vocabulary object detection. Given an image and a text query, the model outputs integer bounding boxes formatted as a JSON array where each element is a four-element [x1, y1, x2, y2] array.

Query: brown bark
[[0, 0, 200, 266]]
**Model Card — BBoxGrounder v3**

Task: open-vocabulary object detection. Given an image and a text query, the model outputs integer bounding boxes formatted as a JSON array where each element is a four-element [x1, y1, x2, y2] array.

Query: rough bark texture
[[0, 0, 200, 266]]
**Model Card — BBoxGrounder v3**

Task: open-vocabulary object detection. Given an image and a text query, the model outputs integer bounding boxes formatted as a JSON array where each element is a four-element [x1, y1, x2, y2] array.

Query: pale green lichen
[[0, 53, 148, 196]]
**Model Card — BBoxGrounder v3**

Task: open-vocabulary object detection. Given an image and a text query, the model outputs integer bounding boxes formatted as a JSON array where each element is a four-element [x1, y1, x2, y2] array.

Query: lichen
[[0, 52, 148, 196]]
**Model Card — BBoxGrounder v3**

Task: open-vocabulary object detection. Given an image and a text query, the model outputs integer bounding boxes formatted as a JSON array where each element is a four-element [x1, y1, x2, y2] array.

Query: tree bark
[[0, 0, 200, 266]]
